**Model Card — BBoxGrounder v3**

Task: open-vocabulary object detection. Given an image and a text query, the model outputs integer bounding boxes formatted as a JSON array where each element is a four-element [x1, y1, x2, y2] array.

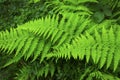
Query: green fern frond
[[15, 65, 30, 80], [18, 12, 91, 46], [15, 61, 55, 80], [87, 71, 104, 80], [3, 52, 23, 67], [46, 0, 97, 15], [0, 13, 91, 67], [87, 70, 120, 80], [79, 68, 120, 80], [80, 67, 92, 80], [47, 27, 120, 71], [64, 0, 98, 4]]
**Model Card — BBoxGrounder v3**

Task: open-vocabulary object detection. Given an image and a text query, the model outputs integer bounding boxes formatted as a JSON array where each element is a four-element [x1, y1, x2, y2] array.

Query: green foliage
[[89, 0, 120, 23], [0, 13, 92, 67], [0, 0, 48, 31], [0, 0, 120, 80], [15, 61, 55, 80], [86, 70, 120, 80], [46, 0, 98, 16], [47, 26, 120, 71]]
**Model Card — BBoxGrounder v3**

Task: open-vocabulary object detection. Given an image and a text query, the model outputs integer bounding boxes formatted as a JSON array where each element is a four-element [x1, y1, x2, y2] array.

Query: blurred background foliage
[[0, 0, 120, 31], [0, 0, 49, 30], [0, 0, 120, 80]]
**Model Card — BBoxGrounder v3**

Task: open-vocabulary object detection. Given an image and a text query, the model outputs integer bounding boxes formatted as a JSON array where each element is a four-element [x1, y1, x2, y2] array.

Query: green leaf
[[25, 37, 39, 60], [93, 11, 104, 23]]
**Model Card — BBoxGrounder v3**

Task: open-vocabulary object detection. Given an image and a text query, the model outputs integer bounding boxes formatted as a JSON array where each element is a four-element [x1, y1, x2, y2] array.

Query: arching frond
[[46, 27, 120, 71], [0, 13, 91, 67]]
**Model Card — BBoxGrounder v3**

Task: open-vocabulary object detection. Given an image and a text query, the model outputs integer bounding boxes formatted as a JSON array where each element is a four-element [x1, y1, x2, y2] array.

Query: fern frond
[[87, 70, 120, 80], [18, 12, 91, 46], [47, 27, 120, 71], [0, 13, 91, 67], [46, 0, 97, 15], [64, 0, 98, 4], [80, 67, 92, 80], [15, 61, 55, 80], [3, 52, 23, 67], [15, 65, 30, 80], [0, 28, 48, 66], [87, 71, 104, 80]]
